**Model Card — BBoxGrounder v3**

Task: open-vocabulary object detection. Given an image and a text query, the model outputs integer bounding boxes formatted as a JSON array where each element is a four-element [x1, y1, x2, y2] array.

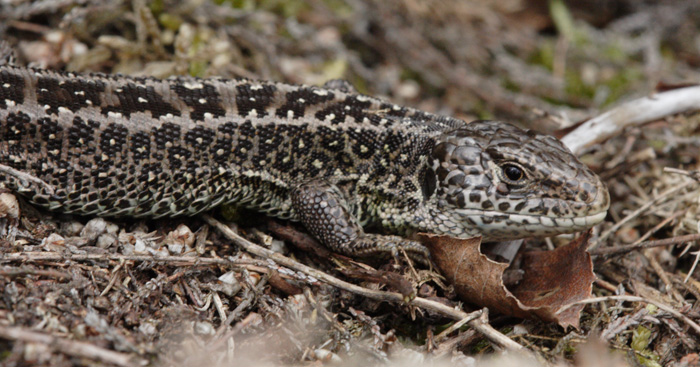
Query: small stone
[[163, 224, 194, 249], [0, 192, 19, 219], [134, 239, 147, 253], [154, 247, 169, 257], [511, 323, 529, 336], [60, 221, 84, 236], [395, 79, 420, 99], [80, 218, 108, 242], [138, 320, 158, 336], [131, 222, 149, 234], [64, 236, 90, 247], [313, 349, 342, 364], [105, 222, 120, 235], [121, 242, 135, 255], [92, 296, 111, 310], [42, 233, 65, 247], [193, 321, 215, 336], [23, 341, 50, 364], [167, 242, 183, 254], [96, 233, 117, 249], [218, 271, 242, 296], [218, 271, 238, 285], [269, 239, 287, 254]]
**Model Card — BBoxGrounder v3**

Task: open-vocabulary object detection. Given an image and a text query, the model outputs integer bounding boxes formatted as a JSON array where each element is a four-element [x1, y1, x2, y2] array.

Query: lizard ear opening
[[421, 167, 437, 200]]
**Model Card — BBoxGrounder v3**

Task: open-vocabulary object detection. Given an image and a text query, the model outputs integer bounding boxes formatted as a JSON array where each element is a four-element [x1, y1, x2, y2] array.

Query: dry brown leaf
[[420, 231, 595, 328]]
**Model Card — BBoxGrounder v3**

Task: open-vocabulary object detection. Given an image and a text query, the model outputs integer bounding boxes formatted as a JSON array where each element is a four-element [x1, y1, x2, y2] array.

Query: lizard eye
[[501, 164, 526, 184]]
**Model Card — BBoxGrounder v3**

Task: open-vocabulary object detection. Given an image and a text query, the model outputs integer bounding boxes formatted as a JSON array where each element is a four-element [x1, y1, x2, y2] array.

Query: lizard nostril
[[496, 182, 509, 195], [578, 190, 590, 202]]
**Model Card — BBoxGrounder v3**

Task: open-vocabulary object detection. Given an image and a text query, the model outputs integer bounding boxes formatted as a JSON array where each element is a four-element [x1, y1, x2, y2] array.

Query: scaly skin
[[0, 65, 609, 260]]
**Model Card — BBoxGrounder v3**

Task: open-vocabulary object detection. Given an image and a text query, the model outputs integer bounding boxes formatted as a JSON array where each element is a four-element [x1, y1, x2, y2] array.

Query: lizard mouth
[[466, 177, 610, 239], [451, 208, 608, 240]]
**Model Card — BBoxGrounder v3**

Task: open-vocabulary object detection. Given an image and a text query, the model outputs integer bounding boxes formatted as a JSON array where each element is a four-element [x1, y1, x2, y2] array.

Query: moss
[[229, 0, 256, 9], [471, 337, 493, 353], [631, 326, 661, 367], [258, 0, 310, 18], [602, 43, 627, 63], [319, 58, 348, 81], [502, 77, 522, 93], [529, 40, 555, 72], [158, 13, 183, 31], [148, 0, 164, 15], [564, 69, 596, 101], [320, 0, 354, 17], [188, 61, 208, 77], [471, 99, 495, 120], [601, 67, 643, 106]]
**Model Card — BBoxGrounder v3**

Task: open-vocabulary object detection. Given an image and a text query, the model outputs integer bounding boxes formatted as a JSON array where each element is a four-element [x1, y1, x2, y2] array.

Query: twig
[[1, 252, 231, 265], [0, 40, 16, 65], [1, 252, 294, 277], [433, 310, 484, 343], [601, 307, 650, 341], [2, 251, 311, 291], [685, 250, 700, 283], [562, 86, 700, 155], [433, 328, 478, 356], [218, 272, 268, 332], [622, 210, 685, 247], [100, 259, 125, 297], [591, 181, 693, 249], [0, 325, 146, 366], [201, 214, 523, 352], [591, 233, 700, 256], [558, 295, 700, 336], [0, 164, 56, 195], [663, 167, 700, 181], [0, 267, 70, 279], [594, 278, 618, 293], [643, 249, 684, 304]]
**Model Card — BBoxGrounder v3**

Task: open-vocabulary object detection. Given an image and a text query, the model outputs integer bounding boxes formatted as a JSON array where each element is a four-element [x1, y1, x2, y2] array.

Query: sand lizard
[[0, 65, 609, 260]]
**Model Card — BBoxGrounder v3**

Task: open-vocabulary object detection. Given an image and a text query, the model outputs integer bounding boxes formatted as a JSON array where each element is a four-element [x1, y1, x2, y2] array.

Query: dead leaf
[[420, 231, 595, 328]]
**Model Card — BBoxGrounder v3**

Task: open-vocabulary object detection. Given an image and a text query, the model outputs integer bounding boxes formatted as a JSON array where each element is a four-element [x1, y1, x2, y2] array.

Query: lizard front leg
[[290, 180, 430, 263]]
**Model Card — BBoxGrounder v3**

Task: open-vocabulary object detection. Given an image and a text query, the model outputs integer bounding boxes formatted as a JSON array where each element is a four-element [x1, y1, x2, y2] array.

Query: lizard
[[0, 64, 609, 261]]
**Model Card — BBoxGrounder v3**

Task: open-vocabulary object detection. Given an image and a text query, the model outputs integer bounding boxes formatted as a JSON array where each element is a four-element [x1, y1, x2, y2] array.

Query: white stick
[[562, 86, 700, 155]]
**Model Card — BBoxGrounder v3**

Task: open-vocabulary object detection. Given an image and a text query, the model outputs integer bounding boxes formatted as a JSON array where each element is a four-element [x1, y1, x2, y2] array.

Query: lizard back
[[0, 65, 464, 221]]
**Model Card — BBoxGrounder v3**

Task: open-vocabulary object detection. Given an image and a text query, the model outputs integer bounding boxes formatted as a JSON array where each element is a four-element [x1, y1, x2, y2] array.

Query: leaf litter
[[1, 0, 700, 366]]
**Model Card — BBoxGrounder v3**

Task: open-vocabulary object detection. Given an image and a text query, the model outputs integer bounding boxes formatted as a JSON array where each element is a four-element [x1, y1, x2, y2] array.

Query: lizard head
[[423, 120, 609, 241]]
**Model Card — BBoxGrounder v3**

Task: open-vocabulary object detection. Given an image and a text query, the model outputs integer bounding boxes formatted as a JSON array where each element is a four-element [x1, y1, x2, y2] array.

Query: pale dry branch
[[562, 86, 700, 155]]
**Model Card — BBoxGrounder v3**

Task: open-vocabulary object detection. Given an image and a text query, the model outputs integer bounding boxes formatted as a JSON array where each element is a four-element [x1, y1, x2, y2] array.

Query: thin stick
[[558, 295, 700, 335], [201, 215, 523, 352], [591, 233, 700, 256], [433, 310, 484, 343], [591, 181, 693, 249], [2, 253, 233, 265], [0, 325, 146, 366], [0, 163, 55, 195], [644, 249, 685, 304], [562, 86, 700, 155], [0, 268, 71, 279], [685, 251, 700, 284], [628, 210, 686, 246]]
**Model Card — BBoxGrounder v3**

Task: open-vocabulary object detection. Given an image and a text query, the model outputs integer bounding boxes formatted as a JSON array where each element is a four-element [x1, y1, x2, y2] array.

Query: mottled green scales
[[0, 65, 609, 260]]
